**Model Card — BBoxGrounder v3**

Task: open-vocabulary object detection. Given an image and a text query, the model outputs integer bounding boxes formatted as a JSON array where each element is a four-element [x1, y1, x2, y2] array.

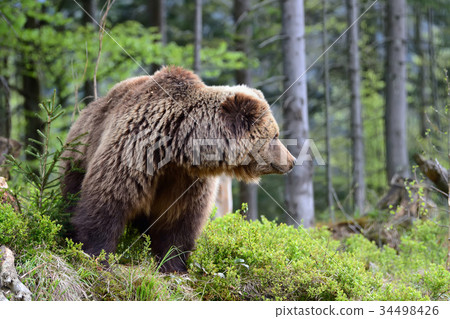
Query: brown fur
[[61, 66, 295, 273]]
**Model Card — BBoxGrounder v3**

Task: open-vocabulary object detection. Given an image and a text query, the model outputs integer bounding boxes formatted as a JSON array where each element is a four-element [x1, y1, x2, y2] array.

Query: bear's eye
[[273, 133, 279, 139]]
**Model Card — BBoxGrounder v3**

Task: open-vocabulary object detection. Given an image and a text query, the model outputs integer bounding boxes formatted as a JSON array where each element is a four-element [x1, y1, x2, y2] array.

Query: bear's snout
[[286, 153, 296, 173], [271, 151, 296, 174], [265, 139, 296, 175]]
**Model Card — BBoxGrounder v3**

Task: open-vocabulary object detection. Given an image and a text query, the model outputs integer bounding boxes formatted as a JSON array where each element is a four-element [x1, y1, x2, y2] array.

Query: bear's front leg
[[148, 177, 218, 273], [72, 196, 127, 257], [149, 214, 201, 273]]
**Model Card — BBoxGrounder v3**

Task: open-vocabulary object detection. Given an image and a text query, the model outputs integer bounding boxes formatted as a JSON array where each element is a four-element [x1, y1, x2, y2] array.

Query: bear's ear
[[220, 93, 261, 136], [251, 88, 265, 100]]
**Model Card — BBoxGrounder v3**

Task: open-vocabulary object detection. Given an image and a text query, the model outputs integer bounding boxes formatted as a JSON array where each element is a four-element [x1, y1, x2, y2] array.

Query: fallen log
[[0, 246, 32, 301], [377, 174, 435, 219], [413, 153, 448, 195]]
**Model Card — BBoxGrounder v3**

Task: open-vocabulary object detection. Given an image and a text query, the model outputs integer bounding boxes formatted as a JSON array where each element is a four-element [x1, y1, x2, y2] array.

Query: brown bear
[[61, 66, 295, 273]]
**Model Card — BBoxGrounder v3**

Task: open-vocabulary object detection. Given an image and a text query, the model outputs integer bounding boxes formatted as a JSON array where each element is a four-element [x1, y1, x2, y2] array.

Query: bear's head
[[217, 88, 296, 182], [149, 67, 295, 181]]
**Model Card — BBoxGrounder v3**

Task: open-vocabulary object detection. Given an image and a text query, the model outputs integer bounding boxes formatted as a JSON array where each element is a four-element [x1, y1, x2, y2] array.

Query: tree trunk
[[446, 71, 450, 271], [23, 68, 41, 159], [234, 0, 258, 221], [347, 0, 366, 215], [239, 181, 258, 220], [215, 176, 233, 218], [148, 0, 166, 73], [81, 0, 97, 24], [148, 0, 167, 45], [0, 72, 11, 139], [159, 0, 167, 47], [427, 8, 438, 109], [82, 0, 97, 105], [281, 0, 314, 228], [322, 0, 334, 222], [385, 0, 409, 181], [193, 0, 202, 74], [22, 17, 42, 161], [414, 9, 427, 138]]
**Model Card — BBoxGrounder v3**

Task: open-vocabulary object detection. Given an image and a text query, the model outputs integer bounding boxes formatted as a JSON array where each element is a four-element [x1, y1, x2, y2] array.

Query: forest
[[0, 0, 450, 302]]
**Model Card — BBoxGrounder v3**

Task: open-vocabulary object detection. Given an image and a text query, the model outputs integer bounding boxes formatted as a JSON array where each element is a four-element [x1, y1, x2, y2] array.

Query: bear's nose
[[287, 154, 296, 172]]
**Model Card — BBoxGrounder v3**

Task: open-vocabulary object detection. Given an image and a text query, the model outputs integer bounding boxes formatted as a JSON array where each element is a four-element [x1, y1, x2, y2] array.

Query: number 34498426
[[380, 306, 439, 316]]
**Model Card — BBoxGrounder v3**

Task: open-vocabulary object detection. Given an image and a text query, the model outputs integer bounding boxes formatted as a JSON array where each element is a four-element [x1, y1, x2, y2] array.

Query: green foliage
[[1, 0, 247, 109], [345, 220, 449, 300], [6, 92, 83, 230], [0, 202, 60, 253], [115, 227, 153, 263], [0, 202, 28, 250], [0, 92, 84, 252], [189, 212, 425, 301], [7, 92, 78, 216]]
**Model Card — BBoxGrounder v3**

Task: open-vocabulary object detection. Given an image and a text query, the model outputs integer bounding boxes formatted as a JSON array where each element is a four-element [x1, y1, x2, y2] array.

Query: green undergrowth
[[345, 220, 450, 300], [1, 201, 449, 301], [189, 213, 441, 301], [0, 200, 61, 253]]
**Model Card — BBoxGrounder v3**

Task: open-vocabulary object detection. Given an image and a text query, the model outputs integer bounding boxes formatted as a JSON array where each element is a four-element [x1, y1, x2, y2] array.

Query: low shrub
[[0, 202, 61, 253], [189, 212, 426, 301], [345, 220, 449, 300]]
